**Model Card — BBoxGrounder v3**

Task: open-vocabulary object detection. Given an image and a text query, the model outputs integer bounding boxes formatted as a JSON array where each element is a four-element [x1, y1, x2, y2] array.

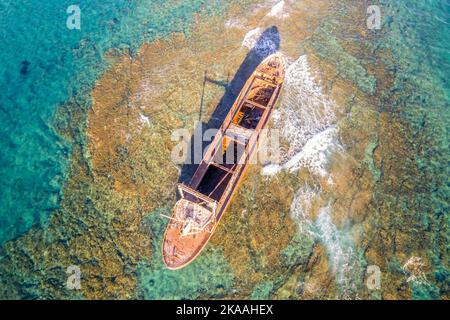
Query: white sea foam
[[315, 206, 364, 299], [262, 54, 362, 296], [284, 126, 341, 177], [261, 163, 282, 176], [242, 27, 279, 57], [242, 27, 262, 49], [268, 1, 284, 16], [262, 55, 340, 178], [248, 0, 280, 15], [290, 184, 321, 235], [261, 127, 341, 178], [139, 113, 150, 126], [278, 55, 337, 155], [290, 188, 365, 298], [266, 1, 289, 18]]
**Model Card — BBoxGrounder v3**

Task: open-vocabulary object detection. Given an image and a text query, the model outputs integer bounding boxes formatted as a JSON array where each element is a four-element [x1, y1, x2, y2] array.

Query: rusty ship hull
[[162, 53, 285, 270]]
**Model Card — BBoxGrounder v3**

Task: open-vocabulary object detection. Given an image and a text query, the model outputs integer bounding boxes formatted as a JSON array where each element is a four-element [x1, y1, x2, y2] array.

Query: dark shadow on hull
[[179, 26, 281, 184]]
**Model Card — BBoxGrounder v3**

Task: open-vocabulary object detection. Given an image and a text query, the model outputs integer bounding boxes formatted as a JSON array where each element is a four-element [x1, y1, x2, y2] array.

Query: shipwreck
[[162, 53, 286, 269]]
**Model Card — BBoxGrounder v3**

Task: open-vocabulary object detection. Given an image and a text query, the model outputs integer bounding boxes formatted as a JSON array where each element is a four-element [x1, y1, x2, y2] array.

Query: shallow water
[[0, 0, 448, 299], [0, 0, 234, 245]]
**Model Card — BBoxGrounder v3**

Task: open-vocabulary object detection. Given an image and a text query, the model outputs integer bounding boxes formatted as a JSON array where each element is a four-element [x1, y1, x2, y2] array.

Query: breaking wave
[[261, 126, 341, 179], [242, 27, 280, 57], [266, 1, 288, 18], [289, 187, 365, 298], [266, 54, 363, 298], [290, 184, 320, 235], [262, 55, 340, 179], [285, 126, 341, 178], [267, 1, 285, 17], [314, 206, 365, 299], [276, 55, 337, 157]]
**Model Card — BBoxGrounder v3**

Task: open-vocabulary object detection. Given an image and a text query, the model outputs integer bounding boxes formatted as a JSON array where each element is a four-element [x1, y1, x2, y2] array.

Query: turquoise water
[[380, 0, 449, 113], [377, 0, 449, 299], [138, 208, 234, 300], [0, 0, 448, 299], [316, 0, 449, 299], [0, 0, 230, 245]]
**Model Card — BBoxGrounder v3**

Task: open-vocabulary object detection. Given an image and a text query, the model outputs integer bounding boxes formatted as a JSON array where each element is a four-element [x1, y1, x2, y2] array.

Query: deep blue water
[[0, 0, 229, 245]]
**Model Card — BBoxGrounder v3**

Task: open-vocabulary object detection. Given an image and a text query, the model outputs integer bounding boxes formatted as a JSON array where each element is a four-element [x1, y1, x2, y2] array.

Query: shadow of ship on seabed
[[179, 26, 281, 183]]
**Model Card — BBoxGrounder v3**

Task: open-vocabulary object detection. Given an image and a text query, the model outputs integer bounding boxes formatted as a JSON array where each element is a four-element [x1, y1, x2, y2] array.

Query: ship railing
[[177, 183, 217, 213]]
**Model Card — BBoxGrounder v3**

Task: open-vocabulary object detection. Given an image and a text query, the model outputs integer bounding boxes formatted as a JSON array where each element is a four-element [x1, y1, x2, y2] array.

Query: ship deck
[[162, 53, 285, 269]]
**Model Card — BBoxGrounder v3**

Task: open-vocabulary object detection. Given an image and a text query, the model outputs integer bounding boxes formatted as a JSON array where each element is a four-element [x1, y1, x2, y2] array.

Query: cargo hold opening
[[195, 165, 232, 201], [213, 136, 245, 169], [232, 103, 264, 130], [248, 84, 275, 106]]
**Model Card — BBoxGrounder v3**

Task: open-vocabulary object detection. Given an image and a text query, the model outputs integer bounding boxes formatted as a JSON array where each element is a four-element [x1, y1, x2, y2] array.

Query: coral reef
[[0, 0, 447, 300]]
